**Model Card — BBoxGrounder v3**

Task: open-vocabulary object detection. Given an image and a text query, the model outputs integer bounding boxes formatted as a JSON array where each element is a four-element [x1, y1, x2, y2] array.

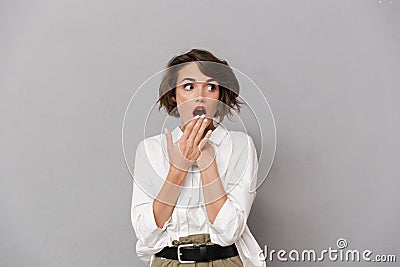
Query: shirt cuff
[[144, 202, 172, 233], [209, 198, 235, 233]]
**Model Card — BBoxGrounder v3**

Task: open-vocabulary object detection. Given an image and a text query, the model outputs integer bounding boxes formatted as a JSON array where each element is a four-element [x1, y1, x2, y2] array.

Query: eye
[[183, 83, 194, 91], [207, 84, 218, 91]]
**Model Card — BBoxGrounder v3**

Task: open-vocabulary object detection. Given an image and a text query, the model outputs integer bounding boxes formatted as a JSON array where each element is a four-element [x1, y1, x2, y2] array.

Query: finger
[[182, 115, 199, 140], [198, 130, 212, 150], [205, 129, 212, 139], [181, 116, 198, 137], [198, 139, 207, 151], [193, 117, 209, 146], [188, 115, 205, 143], [164, 128, 173, 153]]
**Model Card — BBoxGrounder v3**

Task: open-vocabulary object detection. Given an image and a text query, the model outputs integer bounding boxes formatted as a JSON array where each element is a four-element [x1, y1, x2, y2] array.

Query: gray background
[[1, 0, 399, 266]]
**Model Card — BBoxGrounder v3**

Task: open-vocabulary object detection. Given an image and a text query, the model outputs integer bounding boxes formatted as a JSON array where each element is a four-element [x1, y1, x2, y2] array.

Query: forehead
[[177, 62, 212, 82]]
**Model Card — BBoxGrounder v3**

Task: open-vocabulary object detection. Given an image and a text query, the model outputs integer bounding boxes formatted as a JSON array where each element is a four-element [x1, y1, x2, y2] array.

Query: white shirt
[[131, 123, 266, 267]]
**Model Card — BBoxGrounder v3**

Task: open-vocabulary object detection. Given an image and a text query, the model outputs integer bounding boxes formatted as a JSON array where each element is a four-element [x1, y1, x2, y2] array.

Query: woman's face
[[174, 62, 220, 127]]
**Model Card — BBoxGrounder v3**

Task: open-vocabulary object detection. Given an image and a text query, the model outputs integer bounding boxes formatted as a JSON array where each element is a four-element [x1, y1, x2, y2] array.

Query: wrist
[[167, 165, 188, 185], [198, 158, 216, 174]]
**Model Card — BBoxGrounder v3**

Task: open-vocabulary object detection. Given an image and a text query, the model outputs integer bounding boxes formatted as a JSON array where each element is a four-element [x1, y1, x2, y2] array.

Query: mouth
[[192, 106, 206, 117]]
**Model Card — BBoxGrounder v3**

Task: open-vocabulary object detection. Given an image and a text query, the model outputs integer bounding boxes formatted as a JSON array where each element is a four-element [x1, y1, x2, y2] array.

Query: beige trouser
[[152, 233, 243, 267]]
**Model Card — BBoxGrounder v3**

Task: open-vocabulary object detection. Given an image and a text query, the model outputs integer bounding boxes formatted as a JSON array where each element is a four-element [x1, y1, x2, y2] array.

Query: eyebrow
[[180, 78, 217, 83]]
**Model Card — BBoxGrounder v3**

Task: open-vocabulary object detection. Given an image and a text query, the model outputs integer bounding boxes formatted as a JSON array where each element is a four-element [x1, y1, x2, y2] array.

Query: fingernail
[[164, 128, 168, 134], [194, 115, 199, 119], [203, 118, 208, 123], [200, 114, 205, 118]]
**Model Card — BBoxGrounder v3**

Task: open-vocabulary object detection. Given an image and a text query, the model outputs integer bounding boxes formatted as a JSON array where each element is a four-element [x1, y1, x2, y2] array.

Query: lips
[[192, 106, 206, 117]]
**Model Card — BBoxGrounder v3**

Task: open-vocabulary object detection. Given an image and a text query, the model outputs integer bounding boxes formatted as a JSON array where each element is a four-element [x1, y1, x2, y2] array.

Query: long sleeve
[[131, 140, 171, 265], [208, 134, 258, 246]]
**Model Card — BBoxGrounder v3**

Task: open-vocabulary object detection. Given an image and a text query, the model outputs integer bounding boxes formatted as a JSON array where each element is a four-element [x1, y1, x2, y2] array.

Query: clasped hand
[[164, 115, 215, 172]]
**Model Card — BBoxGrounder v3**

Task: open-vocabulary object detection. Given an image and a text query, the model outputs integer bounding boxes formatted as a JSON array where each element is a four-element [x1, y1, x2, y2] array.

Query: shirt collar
[[171, 123, 228, 146]]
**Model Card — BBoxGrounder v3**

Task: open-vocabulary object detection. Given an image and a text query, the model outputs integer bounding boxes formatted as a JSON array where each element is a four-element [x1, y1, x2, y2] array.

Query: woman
[[131, 49, 266, 267]]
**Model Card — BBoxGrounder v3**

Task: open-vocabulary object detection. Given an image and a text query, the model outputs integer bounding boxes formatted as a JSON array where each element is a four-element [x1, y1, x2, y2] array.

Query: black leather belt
[[155, 243, 239, 263]]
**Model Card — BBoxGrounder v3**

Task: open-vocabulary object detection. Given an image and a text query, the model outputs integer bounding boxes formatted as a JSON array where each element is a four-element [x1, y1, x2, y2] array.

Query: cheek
[[208, 97, 220, 111], [209, 91, 220, 104], [175, 93, 192, 116], [175, 89, 192, 104], [175, 96, 191, 111], [212, 90, 220, 101]]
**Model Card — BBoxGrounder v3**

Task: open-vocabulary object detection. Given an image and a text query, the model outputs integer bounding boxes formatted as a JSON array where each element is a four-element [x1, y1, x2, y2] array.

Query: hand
[[164, 115, 210, 172], [196, 130, 215, 171]]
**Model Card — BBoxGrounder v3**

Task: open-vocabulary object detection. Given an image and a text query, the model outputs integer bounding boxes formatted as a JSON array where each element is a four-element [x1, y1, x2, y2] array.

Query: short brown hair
[[157, 48, 244, 123]]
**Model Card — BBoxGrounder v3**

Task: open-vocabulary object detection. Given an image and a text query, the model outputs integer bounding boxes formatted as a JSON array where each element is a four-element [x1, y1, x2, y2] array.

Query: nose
[[195, 86, 205, 101]]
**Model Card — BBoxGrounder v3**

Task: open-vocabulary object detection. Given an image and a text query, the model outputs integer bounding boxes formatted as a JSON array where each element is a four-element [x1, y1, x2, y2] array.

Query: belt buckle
[[177, 243, 196, 264]]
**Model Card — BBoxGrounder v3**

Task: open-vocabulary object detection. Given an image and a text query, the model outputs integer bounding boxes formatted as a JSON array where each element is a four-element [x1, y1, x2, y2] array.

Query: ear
[[171, 96, 176, 103]]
